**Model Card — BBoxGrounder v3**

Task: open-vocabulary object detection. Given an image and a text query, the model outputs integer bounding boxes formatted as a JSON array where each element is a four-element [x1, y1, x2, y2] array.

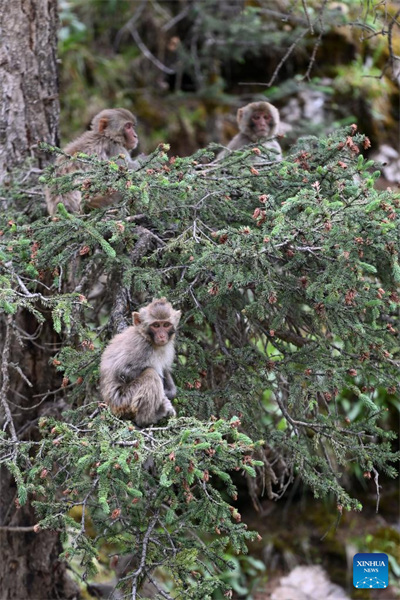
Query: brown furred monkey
[[100, 298, 181, 427], [218, 101, 282, 160], [45, 108, 139, 215]]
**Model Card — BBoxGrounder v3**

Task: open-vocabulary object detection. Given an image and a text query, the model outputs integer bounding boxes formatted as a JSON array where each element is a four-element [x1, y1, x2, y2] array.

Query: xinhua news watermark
[[353, 553, 389, 589]]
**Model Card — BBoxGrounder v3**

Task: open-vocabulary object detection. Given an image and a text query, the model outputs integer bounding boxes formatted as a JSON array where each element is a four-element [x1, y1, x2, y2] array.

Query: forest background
[[0, 1, 399, 599]]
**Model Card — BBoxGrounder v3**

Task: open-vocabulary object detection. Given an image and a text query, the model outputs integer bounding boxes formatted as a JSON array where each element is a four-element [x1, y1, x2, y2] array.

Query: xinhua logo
[[353, 553, 389, 589]]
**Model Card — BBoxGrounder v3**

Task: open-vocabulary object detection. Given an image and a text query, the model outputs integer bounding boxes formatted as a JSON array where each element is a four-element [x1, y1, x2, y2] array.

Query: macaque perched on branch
[[218, 101, 282, 160], [100, 298, 181, 427], [45, 108, 139, 215]]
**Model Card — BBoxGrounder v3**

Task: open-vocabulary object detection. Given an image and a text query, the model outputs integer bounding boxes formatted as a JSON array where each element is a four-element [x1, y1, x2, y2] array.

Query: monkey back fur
[[45, 107, 138, 215]]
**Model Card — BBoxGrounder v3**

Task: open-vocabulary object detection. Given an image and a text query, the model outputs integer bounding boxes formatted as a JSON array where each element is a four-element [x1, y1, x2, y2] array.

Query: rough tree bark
[[0, 0, 59, 183], [0, 1, 78, 598]]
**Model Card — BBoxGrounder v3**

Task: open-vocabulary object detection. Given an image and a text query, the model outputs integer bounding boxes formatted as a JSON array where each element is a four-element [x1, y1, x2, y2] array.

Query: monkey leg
[[45, 187, 82, 215], [155, 397, 176, 421], [127, 368, 174, 427], [163, 370, 177, 400]]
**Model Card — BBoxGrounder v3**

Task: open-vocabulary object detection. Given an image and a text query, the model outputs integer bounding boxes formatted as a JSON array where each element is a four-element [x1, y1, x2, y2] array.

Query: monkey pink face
[[149, 321, 175, 346], [251, 111, 272, 136], [123, 122, 138, 150]]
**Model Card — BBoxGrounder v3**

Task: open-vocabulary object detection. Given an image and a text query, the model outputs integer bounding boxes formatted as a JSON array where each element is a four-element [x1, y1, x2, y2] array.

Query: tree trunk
[[0, 2, 78, 598], [0, 0, 60, 183], [0, 317, 79, 600]]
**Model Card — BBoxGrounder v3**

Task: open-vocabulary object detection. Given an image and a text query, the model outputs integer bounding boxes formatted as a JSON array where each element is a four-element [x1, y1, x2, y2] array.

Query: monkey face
[[123, 122, 138, 150], [251, 111, 272, 137], [148, 321, 175, 346]]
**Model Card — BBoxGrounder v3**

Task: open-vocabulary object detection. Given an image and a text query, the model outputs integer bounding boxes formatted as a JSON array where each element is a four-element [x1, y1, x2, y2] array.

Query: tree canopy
[[1, 124, 399, 597]]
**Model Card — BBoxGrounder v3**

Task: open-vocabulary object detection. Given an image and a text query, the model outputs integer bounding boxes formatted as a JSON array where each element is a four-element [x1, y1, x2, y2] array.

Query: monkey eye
[[152, 323, 161, 328], [163, 322, 171, 328]]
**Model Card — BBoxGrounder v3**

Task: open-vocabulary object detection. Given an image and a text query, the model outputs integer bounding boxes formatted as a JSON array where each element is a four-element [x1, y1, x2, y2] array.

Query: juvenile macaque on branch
[[45, 108, 139, 215], [219, 101, 282, 160], [100, 298, 181, 427]]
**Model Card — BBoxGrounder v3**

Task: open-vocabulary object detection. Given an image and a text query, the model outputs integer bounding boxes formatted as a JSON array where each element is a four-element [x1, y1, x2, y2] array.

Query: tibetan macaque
[[218, 101, 282, 160], [45, 108, 139, 215], [100, 298, 181, 427]]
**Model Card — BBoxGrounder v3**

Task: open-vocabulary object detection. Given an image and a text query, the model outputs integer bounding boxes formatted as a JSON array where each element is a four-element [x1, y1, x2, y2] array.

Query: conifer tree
[[0, 127, 399, 598]]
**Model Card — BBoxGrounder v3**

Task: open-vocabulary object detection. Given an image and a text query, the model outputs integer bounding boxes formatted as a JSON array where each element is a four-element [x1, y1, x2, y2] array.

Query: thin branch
[[387, 8, 400, 84], [0, 317, 18, 442], [10, 363, 33, 388], [114, 0, 147, 50], [144, 571, 173, 600], [161, 6, 190, 31], [130, 28, 175, 75], [271, 328, 310, 348], [266, 27, 310, 87], [0, 525, 36, 532], [320, 509, 342, 541], [301, 0, 328, 81], [130, 514, 159, 599], [372, 467, 381, 513], [301, 0, 314, 34]]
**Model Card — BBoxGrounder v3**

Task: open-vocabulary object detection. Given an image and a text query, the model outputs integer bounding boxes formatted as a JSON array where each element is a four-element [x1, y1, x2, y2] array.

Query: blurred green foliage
[[56, 0, 399, 151]]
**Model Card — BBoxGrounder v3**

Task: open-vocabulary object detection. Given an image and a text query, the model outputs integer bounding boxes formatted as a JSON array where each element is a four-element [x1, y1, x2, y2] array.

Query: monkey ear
[[174, 310, 182, 325], [98, 117, 109, 133], [132, 312, 141, 326], [237, 108, 244, 123]]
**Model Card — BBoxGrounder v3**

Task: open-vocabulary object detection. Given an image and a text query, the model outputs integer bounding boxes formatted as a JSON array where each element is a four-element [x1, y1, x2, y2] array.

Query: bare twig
[[161, 6, 190, 31], [387, 8, 400, 85], [266, 28, 310, 87], [0, 317, 18, 442], [302, 0, 328, 81], [372, 467, 381, 513], [114, 0, 147, 50], [130, 28, 175, 75], [130, 514, 159, 599], [301, 0, 314, 34], [144, 571, 173, 599], [10, 363, 33, 388]]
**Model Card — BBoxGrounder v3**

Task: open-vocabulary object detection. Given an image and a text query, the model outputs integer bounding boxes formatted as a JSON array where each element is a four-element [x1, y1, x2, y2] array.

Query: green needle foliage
[[29, 411, 262, 599], [0, 126, 399, 597]]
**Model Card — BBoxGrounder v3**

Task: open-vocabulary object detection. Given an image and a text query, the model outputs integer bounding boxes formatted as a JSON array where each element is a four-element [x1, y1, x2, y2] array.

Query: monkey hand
[[160, 397, 176, 419], [167, 405, 176, 418]]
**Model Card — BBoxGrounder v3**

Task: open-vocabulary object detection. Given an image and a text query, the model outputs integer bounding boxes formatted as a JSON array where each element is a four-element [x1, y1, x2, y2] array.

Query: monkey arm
[[227, 133, 252, 150], [263, 139, 282, 160], [117, 362, 144, 384], [162, 370, 177, 400], [216, 133, 252, 159]]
